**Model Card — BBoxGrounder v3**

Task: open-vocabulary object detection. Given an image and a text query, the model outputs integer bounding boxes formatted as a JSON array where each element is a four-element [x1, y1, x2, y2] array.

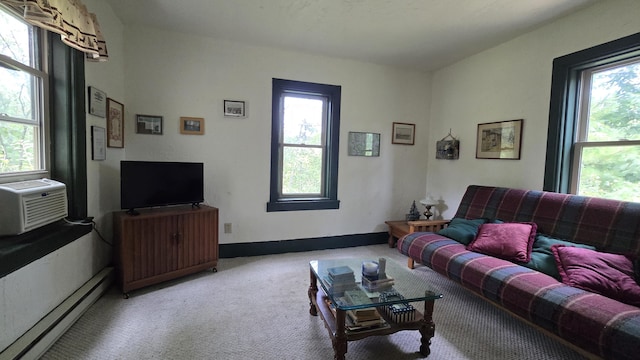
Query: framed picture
[[476, 119, 523, 159], [88, 86, 106, 117], [106, 98, 124, 148], [348, 131, 380, 156], [392, 122, 415, 145], [91, 126, 106, 160], [224, 100, 245, 117], [436, 139, 460, 160], [180, 117, 204, 135], [136, 114, 163, 135]]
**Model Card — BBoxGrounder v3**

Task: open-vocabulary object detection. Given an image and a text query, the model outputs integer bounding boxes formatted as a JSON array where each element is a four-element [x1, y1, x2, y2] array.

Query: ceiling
[[103, 0, 599, 72]]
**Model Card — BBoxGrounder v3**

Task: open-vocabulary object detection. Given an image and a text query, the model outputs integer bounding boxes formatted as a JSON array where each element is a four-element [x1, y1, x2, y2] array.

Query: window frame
[[570, 61, 640, 195], [0, 6, 49, 180], [0, 19, 89, 277], [267, 78, 341, 212], [544, 32, 640, 194]]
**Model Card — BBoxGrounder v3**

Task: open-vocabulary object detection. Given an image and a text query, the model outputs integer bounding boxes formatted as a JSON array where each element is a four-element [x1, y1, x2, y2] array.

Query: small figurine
[[406, 201, 420, 221]]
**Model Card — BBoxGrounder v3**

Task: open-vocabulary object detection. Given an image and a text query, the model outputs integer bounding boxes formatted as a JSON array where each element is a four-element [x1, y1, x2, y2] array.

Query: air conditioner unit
[[0, 178, 68, 236]]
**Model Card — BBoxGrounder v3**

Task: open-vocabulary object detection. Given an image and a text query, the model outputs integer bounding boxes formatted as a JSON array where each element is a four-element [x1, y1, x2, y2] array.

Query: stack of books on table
[[343, 290, 386, 331], [324, 265, 356, 295]]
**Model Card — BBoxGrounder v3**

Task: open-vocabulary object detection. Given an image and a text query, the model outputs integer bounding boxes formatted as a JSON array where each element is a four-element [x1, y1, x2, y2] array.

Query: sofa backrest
[[454, 185, 640, 257]]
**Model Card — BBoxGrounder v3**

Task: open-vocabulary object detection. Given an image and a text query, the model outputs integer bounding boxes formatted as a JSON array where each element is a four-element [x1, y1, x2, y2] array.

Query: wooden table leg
[[308, 268, 318, 316], [334, 309, 347, 360], [388, 232, 395, 248], [419, 295, 436, 356]]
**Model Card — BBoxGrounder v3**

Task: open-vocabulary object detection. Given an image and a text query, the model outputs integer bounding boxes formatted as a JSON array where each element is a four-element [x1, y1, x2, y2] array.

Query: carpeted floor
[[42, 244, 587, 359]]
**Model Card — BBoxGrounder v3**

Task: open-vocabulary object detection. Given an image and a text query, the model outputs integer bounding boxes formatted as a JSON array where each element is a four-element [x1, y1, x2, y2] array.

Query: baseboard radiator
[[0, 267, 114, 360]]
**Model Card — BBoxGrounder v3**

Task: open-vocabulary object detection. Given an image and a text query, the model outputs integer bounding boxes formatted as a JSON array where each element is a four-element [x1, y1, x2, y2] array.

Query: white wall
[[122, 27, 432, 244], [0, 0, 124, 351], [426, 0, 640, 219], [84, 0, 127, 242]]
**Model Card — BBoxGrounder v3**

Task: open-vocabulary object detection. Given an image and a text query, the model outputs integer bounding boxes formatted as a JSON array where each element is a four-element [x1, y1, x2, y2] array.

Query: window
[[0, 7, 47, 178], [0, 5, 87, 219], [545, 32, 640, 202], [572, 60, 640, 201], [268, 78, 341, 212], [0, 9, 89, 275]]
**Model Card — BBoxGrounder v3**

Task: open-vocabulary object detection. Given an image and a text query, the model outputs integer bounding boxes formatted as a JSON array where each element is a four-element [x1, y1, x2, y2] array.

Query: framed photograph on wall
[[136, 114, 163, 135], [88, 86, 106, 117], [392, 122, 415, 145], [91, 126, 106, 160], [476, 119, 523, 159], [224, 100, 246, 117], [106, 98, 124, 148], [180, 117, 204, 135]]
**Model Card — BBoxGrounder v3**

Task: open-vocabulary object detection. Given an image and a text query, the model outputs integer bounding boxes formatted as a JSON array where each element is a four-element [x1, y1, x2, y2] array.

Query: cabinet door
[[124, 214, 180, 282], [177, 209, 218, 268]]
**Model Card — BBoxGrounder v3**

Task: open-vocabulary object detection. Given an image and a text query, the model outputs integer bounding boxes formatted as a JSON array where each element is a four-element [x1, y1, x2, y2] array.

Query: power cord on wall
[[64, 217, 112, 246]]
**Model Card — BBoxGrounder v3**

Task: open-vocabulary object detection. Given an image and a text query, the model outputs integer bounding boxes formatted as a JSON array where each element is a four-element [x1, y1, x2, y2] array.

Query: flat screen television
[[120, 161, 204, 214]]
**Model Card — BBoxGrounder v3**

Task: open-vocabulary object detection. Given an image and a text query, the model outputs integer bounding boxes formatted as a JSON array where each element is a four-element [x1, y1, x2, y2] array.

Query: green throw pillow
[[437, 217, 487, 245], [523, 234, 596, 280]]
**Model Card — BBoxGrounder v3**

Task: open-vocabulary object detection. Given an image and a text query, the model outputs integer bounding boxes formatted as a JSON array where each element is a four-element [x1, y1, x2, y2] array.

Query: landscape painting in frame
[[476, 119, 523, 159], [392, 122, 415, 145]]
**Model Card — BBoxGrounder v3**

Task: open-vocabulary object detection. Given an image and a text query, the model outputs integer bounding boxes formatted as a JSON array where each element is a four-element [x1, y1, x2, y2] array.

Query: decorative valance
[[0, 0, 108, 61]]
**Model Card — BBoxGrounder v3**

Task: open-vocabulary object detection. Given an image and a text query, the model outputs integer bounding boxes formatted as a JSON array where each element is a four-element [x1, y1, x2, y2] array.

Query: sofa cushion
[[552, 245, 640, 307], [467, 222, 537, 263], [523, 234, 596, 279], [437, 217, 487, 245]]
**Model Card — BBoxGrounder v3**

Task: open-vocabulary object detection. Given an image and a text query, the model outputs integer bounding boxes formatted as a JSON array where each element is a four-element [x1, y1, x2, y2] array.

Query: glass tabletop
[[310, 258, 443, 311]]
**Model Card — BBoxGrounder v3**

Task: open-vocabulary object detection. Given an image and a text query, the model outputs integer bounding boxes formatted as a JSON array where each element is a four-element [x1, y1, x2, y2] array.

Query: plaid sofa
[[397, 185, 640, 360]]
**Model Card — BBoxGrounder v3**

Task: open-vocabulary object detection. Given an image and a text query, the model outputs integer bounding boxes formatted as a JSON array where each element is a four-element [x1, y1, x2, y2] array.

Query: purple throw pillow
[[552, 245, 640, 307], [466, 222, 537, 263]]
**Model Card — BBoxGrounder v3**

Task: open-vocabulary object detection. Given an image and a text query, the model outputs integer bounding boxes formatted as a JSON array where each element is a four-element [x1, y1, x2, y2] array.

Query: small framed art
[[91, 126, 106, 160], [476, 119, 523, 159], [106, 98, 124, 148], [392, 122, 415, 145], [88, 86, 106, 117], [136, 114, 163, 135], [224, 100, 245, 117], [436, 139, 460, 160], [180, 117, 204, 135]]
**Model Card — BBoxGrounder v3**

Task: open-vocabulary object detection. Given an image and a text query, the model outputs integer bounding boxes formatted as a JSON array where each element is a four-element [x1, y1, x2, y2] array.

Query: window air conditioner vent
[[0, 179, 68, 235]]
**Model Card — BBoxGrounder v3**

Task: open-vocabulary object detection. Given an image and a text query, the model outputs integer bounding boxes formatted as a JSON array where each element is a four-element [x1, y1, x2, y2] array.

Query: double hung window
[[545, 32, 640, 202], [572, 60, 640, 201], [0, 6, 46, 178], [268, 79, 341, 211]]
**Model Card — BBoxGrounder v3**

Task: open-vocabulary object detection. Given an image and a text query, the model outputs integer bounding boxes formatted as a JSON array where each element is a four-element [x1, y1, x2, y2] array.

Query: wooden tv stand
[[113, 205, 219, 297]]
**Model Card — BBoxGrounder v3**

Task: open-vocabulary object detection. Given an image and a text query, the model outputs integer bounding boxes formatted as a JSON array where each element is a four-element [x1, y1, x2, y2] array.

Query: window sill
[[267, 199, 340, 212], [0, 220, 92, 278]]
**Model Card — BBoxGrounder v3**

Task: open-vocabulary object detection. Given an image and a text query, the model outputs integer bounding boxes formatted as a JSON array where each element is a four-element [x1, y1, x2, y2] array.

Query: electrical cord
[[64, 217, 113, 246]]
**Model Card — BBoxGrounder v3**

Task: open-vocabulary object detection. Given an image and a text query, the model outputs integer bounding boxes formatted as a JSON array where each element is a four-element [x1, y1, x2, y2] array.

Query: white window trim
[[570, 58, 640, 196], [0, 11, 49, 183]]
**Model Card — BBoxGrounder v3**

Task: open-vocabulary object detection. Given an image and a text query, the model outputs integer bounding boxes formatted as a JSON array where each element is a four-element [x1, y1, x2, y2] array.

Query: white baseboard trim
[[0, 267, 114, 360]]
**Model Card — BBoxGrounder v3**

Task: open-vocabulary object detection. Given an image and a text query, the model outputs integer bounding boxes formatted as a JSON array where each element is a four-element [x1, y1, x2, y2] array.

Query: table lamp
[[419, 197, 437, 220]]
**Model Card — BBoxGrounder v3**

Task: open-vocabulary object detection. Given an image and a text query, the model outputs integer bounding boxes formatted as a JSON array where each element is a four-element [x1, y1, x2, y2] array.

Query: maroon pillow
[[552, 245, 640, 307], [467, 222, 537, 263]]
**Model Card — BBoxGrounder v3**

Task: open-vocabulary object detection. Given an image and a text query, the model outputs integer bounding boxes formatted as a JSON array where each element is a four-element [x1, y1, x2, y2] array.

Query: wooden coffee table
[[308, 258, 442, 360], [385, 219, 449, 247]]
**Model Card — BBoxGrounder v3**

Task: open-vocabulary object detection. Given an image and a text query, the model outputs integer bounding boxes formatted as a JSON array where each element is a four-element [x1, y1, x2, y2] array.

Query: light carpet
[[42, 244, 587, 360]]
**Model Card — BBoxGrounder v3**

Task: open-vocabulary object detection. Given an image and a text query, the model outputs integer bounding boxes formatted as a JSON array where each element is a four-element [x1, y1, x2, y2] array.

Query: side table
[[385, 219, 449, 247]]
